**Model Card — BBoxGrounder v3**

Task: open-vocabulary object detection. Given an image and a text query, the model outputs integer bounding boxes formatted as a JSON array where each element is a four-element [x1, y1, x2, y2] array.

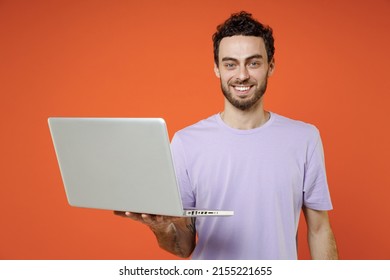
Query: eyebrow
[[221, 54, 264, 63]]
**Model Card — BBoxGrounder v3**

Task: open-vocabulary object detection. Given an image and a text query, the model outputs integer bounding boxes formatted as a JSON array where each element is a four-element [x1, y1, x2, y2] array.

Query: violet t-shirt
[[171, 112, 332, 259]]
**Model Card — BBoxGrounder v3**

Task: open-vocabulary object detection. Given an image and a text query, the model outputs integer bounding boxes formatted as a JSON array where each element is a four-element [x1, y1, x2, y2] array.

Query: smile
[[233, 85, 251, 92]]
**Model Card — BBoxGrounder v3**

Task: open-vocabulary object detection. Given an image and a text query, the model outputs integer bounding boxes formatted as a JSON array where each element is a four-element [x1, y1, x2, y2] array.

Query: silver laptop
[[48, 117, 233, 217]]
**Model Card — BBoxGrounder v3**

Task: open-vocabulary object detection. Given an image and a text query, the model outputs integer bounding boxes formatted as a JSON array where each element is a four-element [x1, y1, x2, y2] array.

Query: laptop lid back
[[48, 117, 184, 216]]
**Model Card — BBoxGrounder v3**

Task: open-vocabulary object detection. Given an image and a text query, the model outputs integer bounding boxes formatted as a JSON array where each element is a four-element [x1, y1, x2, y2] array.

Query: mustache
[[229, 81, 255, 86], [229, 78, 256, 86]]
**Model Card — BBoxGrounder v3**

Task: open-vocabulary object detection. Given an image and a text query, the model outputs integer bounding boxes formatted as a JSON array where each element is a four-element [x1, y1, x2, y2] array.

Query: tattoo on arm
[[186, 217, 196, 234], [172, 217, 196, 257]]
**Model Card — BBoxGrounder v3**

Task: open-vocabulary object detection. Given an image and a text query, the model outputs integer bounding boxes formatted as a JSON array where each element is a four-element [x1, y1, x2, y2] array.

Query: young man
[[115, 11, 338, 260]]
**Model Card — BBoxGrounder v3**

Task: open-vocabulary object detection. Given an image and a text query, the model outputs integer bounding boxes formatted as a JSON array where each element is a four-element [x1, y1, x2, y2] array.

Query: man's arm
[[114, 211, 196, 258], [302, 206, 339, 259]]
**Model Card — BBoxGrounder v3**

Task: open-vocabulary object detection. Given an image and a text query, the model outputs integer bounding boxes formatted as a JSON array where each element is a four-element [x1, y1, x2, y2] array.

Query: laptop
[[48, 117, 234, 217]]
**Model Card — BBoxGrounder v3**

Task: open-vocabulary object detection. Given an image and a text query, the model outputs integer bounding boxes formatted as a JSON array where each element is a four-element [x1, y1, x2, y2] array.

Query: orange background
[[1, 0, 389, 260]]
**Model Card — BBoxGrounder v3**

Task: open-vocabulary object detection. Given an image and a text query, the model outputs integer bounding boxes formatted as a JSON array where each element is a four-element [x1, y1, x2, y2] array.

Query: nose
[[237, 66, 250, 81]]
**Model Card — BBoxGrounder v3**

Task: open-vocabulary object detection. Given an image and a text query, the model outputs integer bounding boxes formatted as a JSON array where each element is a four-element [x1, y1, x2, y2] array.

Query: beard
[[221, 78, 268, 111]]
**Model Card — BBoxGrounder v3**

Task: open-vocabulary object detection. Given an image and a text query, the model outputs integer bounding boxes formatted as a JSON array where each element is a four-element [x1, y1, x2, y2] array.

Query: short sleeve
[[303, 130, 333, 211]]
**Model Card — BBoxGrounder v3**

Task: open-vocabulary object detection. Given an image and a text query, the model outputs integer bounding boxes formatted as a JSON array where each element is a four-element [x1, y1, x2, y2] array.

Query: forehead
[[219, 35, 267, 61]]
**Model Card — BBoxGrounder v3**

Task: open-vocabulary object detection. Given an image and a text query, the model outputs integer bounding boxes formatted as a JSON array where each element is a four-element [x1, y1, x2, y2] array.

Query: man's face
[[214, 35, 275, 111]]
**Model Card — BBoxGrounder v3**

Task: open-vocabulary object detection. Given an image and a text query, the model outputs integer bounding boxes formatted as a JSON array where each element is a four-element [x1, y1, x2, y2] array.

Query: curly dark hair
[[212, 11, 275, 65]]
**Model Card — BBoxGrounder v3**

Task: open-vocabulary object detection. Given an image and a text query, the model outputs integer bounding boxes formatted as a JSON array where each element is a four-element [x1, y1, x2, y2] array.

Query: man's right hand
[[113, 211, 183, 231], [113, 211, 196, 258]]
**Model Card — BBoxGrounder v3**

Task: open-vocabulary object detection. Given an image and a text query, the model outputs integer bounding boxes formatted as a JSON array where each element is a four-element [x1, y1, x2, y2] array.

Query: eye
[[224, 63, 237, 70], [248, 61, 261, 68]]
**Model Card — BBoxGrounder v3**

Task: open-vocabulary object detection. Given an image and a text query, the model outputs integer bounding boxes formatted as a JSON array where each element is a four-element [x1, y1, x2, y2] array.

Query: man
[[115, 11, 338, 260]]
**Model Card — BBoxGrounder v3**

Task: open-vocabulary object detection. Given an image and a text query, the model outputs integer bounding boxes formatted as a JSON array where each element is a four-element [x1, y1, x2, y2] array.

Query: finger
[[114, 211, 144, 223], [113, 211, 127, 217], [125, 212, 146, 222], [155, 215, 165, 223], [141, 213, 155, 224]]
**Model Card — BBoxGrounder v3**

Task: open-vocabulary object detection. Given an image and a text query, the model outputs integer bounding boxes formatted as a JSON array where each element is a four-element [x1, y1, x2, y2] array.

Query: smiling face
[[214, 35, 275, 111]]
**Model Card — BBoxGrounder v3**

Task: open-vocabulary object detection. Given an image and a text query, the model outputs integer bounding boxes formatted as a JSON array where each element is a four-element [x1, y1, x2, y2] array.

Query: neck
[[220, 99, 270, 130]]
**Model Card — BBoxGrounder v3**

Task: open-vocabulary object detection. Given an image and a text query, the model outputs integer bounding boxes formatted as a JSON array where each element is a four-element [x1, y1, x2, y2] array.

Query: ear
[[214, 63, 221, 78], [267, 57, 275, 77]]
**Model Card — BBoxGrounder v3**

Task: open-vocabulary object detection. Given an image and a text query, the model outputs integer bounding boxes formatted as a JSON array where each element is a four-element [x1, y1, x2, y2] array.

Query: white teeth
[[235, 86, 250, 91]]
